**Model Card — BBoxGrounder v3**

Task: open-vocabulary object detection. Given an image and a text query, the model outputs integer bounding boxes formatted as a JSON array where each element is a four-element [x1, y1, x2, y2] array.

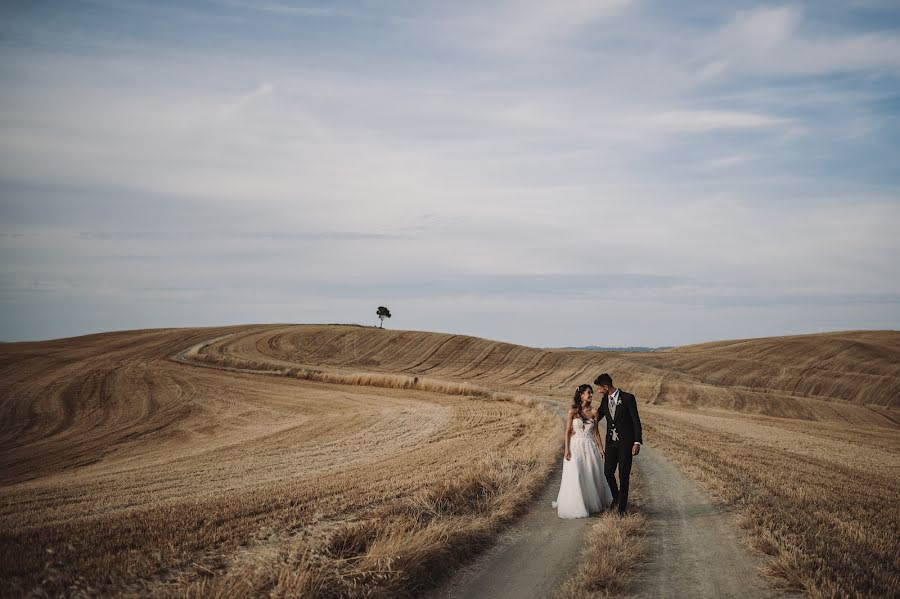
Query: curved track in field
[[197, 324, 900, 423], [0, 325, 558, 596]]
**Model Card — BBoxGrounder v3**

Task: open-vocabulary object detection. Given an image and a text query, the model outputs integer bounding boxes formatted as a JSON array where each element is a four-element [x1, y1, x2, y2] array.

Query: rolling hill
[[192, 325, 900, 425], [2, 324, 898, 597]]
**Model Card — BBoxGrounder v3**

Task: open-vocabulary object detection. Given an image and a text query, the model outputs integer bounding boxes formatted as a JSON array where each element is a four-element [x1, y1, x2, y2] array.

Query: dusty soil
[[635, 445, 784, 598], [426, 401, 594, 599], [426, 456, 591, 599], [430, 403, 785, 599]]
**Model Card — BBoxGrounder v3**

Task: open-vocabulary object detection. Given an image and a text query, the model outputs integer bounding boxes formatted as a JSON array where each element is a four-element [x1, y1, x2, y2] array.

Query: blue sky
[[1, 1, 899, 346]]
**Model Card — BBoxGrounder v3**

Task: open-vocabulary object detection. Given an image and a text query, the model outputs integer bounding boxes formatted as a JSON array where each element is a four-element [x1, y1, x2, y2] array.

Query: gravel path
[[426, 457, 592, 599], [429, 414, 784, 598], [425, 401, 594, 599], [635, 445, 785, 598]]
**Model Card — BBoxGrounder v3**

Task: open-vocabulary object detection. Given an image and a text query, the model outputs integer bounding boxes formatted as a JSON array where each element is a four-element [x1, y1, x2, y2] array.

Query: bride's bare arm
[[564, 408, 575, 460], [592, 407, 605, 456]]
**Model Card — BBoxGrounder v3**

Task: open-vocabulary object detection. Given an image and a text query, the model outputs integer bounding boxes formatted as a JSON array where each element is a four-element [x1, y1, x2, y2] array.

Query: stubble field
[[0, 326, 558, 597], [2, 324, 898, 597], [642, 407, 899, 597]]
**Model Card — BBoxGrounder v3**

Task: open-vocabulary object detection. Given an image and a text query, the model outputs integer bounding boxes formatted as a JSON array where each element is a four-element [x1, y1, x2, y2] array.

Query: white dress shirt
[[608, 388, 641, 446]]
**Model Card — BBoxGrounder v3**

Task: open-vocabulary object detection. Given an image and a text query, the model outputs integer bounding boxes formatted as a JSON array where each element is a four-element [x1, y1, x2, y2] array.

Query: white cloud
[[697, 154, 752, 169], [1, 1, 898, 344], [219, 82, 276, 116], [722, 5, 800, 50], [708, 6, 900, 76], [213, 1, 353, 18], [422, 0, 633, 55], [487, 0, 633, 52], [644, 109, 792, 132]]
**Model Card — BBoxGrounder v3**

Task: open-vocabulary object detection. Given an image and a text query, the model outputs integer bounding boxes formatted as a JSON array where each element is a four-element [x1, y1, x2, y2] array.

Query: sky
[[1, 1, 899, 347]]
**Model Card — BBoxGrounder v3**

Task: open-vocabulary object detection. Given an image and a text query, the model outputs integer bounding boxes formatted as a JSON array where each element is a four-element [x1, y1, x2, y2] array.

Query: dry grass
[[184, 349, 534, 406], [0, 327, 558, 597], [194, 325, 900, 425], [642, 406, 900, 598], [172, 457, 551, 599], [558, 470, 648, 599], [4, 323, 899, 598]]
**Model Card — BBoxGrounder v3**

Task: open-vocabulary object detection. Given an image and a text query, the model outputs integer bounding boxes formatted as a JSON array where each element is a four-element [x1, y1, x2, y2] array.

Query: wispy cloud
[[458, 0, 634, 54], [644, 109, 792, 132], [219, 82, 276, 115], [707, 6, 900, 76], [1, 1, 898, 345], [214, 1, 356, 18]]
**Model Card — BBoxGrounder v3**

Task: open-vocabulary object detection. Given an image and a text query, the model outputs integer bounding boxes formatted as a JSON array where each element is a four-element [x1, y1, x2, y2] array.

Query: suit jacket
[[599, 390, 643, 446]]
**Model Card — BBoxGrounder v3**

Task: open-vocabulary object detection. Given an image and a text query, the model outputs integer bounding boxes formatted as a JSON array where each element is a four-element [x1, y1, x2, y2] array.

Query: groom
[[595, 373, 642, 515]]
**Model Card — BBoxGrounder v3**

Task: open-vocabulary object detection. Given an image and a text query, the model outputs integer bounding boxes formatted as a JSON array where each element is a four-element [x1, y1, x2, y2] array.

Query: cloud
[[213, 1, 354, 18], [644, 109, 792, 132], [708, 6, 900, 77], [722, 5, 800, 50], [1, 1, 899, 345], [697, 154, 752, 169], [421, 0, 633, 55], [219, 82, 275, 115], [485, 0, 633, 53]]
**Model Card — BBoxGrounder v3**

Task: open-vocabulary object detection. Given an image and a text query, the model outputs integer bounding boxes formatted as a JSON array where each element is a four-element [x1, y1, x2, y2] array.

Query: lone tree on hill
[[376, 306, 391, 328]]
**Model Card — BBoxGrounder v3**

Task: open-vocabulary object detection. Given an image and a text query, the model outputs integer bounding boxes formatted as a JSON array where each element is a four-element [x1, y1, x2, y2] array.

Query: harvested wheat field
[[187, 324, 900, 597], [0, 326, 558, 597], [642, 407, 900, 598], [2, 323, 899, 598], [199, 325, 899, 424]]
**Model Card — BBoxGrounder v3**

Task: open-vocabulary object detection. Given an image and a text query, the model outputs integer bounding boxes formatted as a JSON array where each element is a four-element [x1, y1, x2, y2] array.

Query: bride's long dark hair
[[572, 384, 594, 419]]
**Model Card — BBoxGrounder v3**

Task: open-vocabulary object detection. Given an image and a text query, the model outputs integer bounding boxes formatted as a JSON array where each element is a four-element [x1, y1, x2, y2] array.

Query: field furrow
[[0, 326, 560, 597], [3, 324, 898, 597]]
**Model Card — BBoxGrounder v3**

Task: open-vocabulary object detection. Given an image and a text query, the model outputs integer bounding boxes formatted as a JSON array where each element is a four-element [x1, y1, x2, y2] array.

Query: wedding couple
[[552, 373, 643, 518]]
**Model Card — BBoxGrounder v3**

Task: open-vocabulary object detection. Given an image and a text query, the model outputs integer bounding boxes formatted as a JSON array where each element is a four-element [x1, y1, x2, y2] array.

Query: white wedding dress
[[552, 417, 614, 518]]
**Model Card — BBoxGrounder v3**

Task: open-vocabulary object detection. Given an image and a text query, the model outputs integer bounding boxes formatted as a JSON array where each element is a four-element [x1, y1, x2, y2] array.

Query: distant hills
[[563, 346, 673, 352], [5, 325, 897, 430], [216, 325, 898, 420]]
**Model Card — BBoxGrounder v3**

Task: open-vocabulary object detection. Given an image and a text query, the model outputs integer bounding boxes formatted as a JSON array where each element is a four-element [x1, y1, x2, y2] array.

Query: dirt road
[[426, 401, 593, 599], [635, 445, 784, 598], [429, 422, 783, 598], [426, 455, 589, 599]]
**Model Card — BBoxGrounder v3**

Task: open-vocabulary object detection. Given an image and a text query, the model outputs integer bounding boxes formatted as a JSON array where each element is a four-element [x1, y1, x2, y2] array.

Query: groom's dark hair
[[594, 373, 613, 387]]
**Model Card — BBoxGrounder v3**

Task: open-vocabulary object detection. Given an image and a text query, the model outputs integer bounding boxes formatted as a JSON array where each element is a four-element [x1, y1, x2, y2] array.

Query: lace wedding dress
[[551, 417, 614, 518]]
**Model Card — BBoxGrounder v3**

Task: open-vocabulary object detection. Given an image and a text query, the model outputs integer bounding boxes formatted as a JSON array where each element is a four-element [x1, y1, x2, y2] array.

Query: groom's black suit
[[599, 390, 642, 514]]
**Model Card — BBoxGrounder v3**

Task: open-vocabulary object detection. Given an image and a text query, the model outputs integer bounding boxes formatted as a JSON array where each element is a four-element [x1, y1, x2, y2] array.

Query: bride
[[552, 384, 614, 518]]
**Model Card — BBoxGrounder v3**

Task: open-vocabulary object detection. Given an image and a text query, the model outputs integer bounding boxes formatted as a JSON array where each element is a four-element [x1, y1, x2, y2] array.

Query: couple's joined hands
[[565, 446, 606, 460], [566, 444, 637, 458]]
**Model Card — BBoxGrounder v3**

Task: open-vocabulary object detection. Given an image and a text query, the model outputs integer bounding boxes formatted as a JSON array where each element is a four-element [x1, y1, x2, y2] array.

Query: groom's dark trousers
[[599, 390, 643, 514], [604, 441, 633, 513]]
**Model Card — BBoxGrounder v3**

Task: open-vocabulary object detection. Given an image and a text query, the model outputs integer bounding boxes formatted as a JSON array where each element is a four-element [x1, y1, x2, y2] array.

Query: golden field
[[2, 323, 899, 597], [201, 325, 898, 424], [642, 407, 900, 598], [0, 326, 558, 597]]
